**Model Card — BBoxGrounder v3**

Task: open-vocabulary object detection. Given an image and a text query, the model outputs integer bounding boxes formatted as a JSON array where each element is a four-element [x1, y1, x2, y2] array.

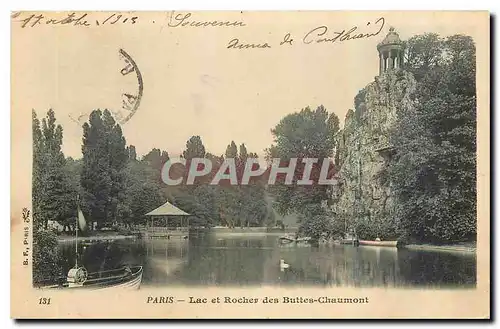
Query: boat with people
[[278, 234, 313, 245], [42, 198, 144, 290], [338, 238, 360, 246], [278, 234, 296, 244], [334, 231, 360, 246]]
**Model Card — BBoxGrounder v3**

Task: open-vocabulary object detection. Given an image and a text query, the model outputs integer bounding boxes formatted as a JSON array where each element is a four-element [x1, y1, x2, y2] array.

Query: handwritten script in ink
[[226, 17, 385, 50], [11, 12, 139, 28], [167, 12, 246, 28], [11, 11, 246, 29], [12, 11, 385, 50]]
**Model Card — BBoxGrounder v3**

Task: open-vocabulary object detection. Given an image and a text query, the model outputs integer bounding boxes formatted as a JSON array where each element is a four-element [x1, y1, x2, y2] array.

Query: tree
[[143, 148, 169, 171], [107, 114, 128, 226], [81, 110, 109, 229], [225, 141, 238, 158], [297, 204, 333, 241], [266, 106, 339, 219], [183, 136, 206, 161], [32, 109, 71, 285], [239, 143, 248, 163], [32, 109, 76, 230], [389, 34, 476, 243], [237, 150, 268, 227], [404, 33, 444, 82], [164, 139, 272, 228], [122, 160, 165, 227], [81, 109, 128, 229], [32, 110, 44, 231], [63, 158, 84, 231]]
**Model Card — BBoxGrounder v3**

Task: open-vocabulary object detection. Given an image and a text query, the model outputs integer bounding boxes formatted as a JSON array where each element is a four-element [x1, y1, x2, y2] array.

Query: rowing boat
[[71, 265, 143, 290], [359, 240, 399, 247], [279, 235, 313, 244], [43, 266, 143, 290], [278, 235, 296, 243]]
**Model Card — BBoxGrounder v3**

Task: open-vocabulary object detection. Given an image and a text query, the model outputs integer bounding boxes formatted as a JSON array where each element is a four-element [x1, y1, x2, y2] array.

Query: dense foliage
[[266, 105, 340, 240], [388, 34, 477, 243], [32, 229, 62, 284], [80, 110, 129, 229], [32, 110, 76, 231], [168, 138, 272, 228], [32, 108, 273, 233]]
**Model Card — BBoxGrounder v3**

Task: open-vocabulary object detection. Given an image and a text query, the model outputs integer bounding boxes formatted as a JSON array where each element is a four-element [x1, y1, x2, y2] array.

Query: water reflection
[[58, 234, 476, 288]]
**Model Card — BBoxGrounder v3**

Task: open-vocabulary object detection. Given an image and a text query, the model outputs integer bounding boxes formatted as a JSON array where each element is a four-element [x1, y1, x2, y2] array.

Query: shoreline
[[56, 232, 477, 254], [209, 232, 286, 237], [57, 234, 138, 243], [207, 227, 298, 234], [320, 239, 476, 254], [404, 243, 476, 254]]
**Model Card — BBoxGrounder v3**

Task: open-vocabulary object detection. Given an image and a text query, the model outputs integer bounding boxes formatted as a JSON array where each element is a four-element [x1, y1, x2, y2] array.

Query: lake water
[[59, 233, 476, 288]]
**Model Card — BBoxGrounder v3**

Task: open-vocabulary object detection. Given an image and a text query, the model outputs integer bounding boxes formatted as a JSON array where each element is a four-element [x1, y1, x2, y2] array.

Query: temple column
[[379, 53, 384, 75]]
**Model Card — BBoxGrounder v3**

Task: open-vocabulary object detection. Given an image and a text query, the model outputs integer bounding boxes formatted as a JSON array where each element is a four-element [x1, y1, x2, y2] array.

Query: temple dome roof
[[377, 27, 403, 50]]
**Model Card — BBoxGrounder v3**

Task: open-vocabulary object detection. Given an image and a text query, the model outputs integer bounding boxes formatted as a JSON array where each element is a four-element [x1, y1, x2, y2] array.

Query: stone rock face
[[331, 69, 416, 239]]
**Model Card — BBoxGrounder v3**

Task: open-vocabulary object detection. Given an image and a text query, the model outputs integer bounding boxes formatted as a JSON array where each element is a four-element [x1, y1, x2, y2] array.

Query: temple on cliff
[[377, 27, 405, 75], [330, 28, 416, 239]]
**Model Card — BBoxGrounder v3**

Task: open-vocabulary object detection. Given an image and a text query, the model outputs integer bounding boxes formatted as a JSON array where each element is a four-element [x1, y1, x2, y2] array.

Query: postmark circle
[[68, 48, 143, 126]]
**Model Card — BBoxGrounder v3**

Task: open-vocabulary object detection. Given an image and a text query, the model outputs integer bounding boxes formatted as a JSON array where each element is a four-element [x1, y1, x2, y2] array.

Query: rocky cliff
[[331, 69, 416, 239]]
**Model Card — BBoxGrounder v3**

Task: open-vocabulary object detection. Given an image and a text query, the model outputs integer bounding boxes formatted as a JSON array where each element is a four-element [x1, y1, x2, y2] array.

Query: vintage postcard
[[11, 11, 490, 319]]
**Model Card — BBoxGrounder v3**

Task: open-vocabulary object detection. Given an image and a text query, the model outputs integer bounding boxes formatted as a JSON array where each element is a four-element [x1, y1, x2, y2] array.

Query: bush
[[33, 230, 62, 285], [275, 220, 285, 230], [354, 221, 377, 240]]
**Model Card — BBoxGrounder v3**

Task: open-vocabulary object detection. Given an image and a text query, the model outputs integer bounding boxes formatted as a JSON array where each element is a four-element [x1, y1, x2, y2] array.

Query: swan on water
[[280, 259, 289, 270]]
